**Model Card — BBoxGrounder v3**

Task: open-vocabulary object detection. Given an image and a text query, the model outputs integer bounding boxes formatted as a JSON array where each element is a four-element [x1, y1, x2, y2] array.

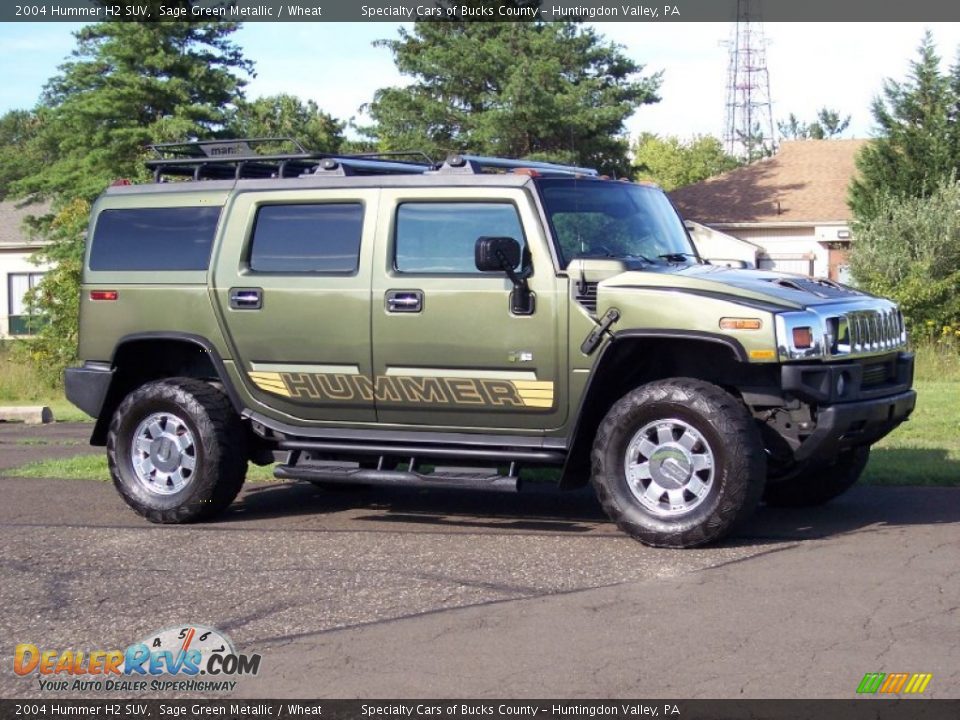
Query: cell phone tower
[[723, 0, 775, 162]]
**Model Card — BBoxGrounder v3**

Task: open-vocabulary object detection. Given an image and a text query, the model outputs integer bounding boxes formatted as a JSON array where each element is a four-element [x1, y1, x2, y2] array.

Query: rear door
[[371, 187, 567, 431], [213, 188, 379, 423]]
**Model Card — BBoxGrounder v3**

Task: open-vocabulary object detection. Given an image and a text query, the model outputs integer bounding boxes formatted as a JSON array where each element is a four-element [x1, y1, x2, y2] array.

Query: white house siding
[[1, 248, 51, 338], [711, 225, 849, 278]]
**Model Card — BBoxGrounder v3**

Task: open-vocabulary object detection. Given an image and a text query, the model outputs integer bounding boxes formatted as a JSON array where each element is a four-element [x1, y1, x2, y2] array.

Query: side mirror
[[475, 236, 521, 273], [474, 236, 534, 315]]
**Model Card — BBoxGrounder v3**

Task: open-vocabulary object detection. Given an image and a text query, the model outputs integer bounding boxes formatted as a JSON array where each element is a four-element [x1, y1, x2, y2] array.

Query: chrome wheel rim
[[623, 418, 715, 518], [130, 412, 197, 495]]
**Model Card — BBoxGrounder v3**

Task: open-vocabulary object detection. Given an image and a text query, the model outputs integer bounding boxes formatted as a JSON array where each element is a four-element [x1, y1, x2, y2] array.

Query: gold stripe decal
[[246, 371, 554, 410]]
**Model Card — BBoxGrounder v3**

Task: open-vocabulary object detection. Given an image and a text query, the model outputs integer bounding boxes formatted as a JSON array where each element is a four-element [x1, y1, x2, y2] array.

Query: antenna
[[722, 0, 775, 162]]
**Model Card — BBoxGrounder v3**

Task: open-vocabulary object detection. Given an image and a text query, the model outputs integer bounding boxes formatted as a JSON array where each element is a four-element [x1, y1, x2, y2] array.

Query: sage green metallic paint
[[76, 174, 889, 440]]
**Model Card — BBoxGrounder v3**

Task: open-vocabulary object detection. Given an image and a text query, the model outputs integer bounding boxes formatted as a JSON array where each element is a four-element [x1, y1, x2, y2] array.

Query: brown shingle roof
[[0, 199, 52, 246], [669, 139, 866, 225]]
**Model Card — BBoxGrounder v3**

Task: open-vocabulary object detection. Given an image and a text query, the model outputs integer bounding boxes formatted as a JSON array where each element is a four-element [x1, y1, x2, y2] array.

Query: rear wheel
[[107, 378, 247, 523], [591, 378, 766, 548], [763, 447, 869, 507]]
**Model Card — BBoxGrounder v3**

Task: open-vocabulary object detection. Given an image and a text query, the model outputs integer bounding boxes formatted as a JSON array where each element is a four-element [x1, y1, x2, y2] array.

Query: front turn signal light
[[720, 317, 762, 330], [792, 326, 814, 349]]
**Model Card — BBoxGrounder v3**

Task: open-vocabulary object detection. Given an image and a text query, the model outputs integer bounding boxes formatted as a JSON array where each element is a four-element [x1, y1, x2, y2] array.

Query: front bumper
[[793, 388, 916, 463], [773, 352, 916, 465]]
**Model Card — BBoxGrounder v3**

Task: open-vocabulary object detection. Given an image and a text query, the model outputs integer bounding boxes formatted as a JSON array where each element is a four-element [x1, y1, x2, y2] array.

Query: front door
[[213, 188, 379, 423], [371, 188, 566, 431]]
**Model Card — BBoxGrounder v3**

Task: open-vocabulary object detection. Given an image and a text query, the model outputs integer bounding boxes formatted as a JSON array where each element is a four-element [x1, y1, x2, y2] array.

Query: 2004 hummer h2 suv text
[[65, 139, 916, 548]]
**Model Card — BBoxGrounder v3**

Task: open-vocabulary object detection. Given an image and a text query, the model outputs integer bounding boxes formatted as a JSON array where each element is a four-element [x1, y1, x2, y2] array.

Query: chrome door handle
[[385, 290, 423, 313], [229, 287, 262, 310]]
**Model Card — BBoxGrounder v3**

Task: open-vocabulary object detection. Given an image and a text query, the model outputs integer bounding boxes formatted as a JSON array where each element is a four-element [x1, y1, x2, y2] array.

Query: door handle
[[385, 290, 423, 313], [229, 287, 263, 310]]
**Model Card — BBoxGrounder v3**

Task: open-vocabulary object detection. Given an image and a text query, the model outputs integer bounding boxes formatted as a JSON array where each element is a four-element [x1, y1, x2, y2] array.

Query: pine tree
[[849, 32, 958, 220], [367, 19, 661, 176], [228, 95, 346, 153], [14, 18, 253, 202]]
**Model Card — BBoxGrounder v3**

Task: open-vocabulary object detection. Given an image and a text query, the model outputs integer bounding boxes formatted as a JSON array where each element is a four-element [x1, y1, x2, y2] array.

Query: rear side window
[[90, 206, 221, 271], [395, 202, 525, 274], [250, 203, 364, 274]]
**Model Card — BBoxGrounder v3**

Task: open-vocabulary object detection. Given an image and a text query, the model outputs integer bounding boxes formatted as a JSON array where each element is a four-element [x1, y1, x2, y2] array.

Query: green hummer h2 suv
[[65, 139, 916, 548]]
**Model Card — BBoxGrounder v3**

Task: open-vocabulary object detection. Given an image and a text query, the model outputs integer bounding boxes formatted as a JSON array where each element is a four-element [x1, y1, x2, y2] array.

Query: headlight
[[775, 312, 827, 361]]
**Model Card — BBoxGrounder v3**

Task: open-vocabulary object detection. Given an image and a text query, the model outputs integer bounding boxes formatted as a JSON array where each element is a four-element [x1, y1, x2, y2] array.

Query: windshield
[[537, 178, 698, 268]]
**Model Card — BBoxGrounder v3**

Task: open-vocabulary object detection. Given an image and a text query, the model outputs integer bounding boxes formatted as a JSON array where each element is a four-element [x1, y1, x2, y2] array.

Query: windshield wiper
[[658, 252, 699, 263]]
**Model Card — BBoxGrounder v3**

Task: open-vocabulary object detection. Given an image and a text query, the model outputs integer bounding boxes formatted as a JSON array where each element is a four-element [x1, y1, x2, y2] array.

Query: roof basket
[[438, 154, 598, 177], [144, 138, 434, 182]]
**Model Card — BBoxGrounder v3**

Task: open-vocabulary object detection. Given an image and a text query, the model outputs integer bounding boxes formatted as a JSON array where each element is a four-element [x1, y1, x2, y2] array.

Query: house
[[670, 139, 866, 281], [0, 200, 52, 338]]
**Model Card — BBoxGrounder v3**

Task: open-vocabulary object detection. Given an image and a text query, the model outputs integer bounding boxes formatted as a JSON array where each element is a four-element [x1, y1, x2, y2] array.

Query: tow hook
[[581, 308, 621, 355]]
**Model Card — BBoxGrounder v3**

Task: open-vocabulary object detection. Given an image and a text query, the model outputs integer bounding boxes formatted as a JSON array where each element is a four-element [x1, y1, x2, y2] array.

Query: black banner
[[2, 700, 960, 720], [5, 0, 960, 23]]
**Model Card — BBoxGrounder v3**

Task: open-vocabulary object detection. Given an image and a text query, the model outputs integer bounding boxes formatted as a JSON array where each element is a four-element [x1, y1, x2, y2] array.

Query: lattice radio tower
[[723, 0, 775, 162]]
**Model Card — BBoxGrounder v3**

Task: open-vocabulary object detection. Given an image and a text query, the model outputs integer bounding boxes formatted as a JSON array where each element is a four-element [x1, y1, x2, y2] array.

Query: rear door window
[[249, 203, 364, 274]]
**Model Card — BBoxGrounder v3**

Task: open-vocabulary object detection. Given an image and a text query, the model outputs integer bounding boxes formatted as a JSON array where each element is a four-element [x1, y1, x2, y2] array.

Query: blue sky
[[2, 22, 960, 142]]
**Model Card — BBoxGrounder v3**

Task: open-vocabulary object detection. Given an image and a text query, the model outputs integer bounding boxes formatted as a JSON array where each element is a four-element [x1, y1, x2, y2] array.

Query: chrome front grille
[[829, 307, 906, 357]]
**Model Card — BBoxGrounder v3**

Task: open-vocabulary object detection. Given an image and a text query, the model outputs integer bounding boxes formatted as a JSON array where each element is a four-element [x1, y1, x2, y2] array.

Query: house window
[[7, 272, 44, 336]]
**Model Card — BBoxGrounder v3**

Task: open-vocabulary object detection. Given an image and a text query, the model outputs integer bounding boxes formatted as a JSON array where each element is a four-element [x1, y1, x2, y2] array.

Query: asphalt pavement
[[0, 421, 957, 699]]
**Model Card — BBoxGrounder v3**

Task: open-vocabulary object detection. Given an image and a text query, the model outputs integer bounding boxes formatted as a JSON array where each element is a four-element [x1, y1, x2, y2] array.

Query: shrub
[[850, 177, 960, 334]]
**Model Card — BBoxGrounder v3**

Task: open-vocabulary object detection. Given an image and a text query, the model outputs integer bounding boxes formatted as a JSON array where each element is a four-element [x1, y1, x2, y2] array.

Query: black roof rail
[[439, 154, 599, 177], [143, 138, 434, 182], [315, 157, 431, 176]]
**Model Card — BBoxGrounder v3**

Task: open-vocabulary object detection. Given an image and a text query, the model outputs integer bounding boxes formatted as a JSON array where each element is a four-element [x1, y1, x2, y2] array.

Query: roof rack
[[439, 154, 599, 177], [144, 138, 435, 182]]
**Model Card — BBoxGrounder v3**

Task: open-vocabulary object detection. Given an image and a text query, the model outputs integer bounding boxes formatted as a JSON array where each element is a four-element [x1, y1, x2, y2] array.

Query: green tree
[[367, 19, 661, 175], [7, 17, 253, 384], [850, 178, 960, 333], [13, 18, 253, 203], [228, 94, 346, 153], [0, 109, 51, 200], [633, 134, 740, 191], [849, 32, 959, 220], [13, 199, 90, 387], [778, 107, 851, 140]]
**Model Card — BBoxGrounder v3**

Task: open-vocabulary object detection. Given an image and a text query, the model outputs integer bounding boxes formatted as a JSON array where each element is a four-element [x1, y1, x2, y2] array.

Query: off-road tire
[[107, 377, 247, 523], [591, 378, 766, 548], [763, 447, 869, 507]]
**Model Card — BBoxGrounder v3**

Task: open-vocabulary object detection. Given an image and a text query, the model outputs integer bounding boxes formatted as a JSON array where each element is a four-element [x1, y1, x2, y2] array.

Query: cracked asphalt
[[0, 422, 958, 699]]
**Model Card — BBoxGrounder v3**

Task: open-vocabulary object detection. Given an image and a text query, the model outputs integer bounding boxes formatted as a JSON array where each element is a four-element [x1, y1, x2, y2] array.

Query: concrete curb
[[0, 406, 54, 424]]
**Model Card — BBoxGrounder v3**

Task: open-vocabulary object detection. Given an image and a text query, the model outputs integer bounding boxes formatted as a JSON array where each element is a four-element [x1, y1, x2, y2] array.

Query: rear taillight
[[90, 290, 118, 301]]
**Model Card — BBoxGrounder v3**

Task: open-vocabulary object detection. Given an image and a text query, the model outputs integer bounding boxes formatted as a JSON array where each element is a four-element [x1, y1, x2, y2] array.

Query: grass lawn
[[0, 346, 90, 423], [862, 380, 960, 485], [6, 454, 278, 483]]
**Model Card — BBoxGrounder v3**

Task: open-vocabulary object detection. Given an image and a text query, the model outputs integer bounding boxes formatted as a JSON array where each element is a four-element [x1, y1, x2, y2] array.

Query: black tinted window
[[250, 204, 363, 273], [90, 206, 220, 271], [395, 203, 525, 274]]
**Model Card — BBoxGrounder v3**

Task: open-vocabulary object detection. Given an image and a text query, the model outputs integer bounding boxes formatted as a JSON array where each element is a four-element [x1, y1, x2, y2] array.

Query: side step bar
[[276, 439, 564, 464], [275, 462, 519, 493]]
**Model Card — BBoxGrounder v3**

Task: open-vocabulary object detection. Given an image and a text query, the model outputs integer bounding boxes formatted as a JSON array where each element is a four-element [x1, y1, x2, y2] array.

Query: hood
[[597, 263, 870, 311]]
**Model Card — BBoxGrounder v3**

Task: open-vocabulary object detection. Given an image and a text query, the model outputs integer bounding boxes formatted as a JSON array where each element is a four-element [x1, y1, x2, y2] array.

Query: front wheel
[[763, 447, 869, 507], [107, 378, 247, 523], [591, 378, 766, 548]]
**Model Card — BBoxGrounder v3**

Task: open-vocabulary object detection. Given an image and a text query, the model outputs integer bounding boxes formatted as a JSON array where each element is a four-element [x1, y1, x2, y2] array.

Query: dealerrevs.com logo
[[14, 625, 262, 693]]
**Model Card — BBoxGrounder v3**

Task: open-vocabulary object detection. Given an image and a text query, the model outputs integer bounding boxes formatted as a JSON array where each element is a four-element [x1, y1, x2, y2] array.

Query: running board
[[276, 439, 563, 464], [275, 462, 519, 493]]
